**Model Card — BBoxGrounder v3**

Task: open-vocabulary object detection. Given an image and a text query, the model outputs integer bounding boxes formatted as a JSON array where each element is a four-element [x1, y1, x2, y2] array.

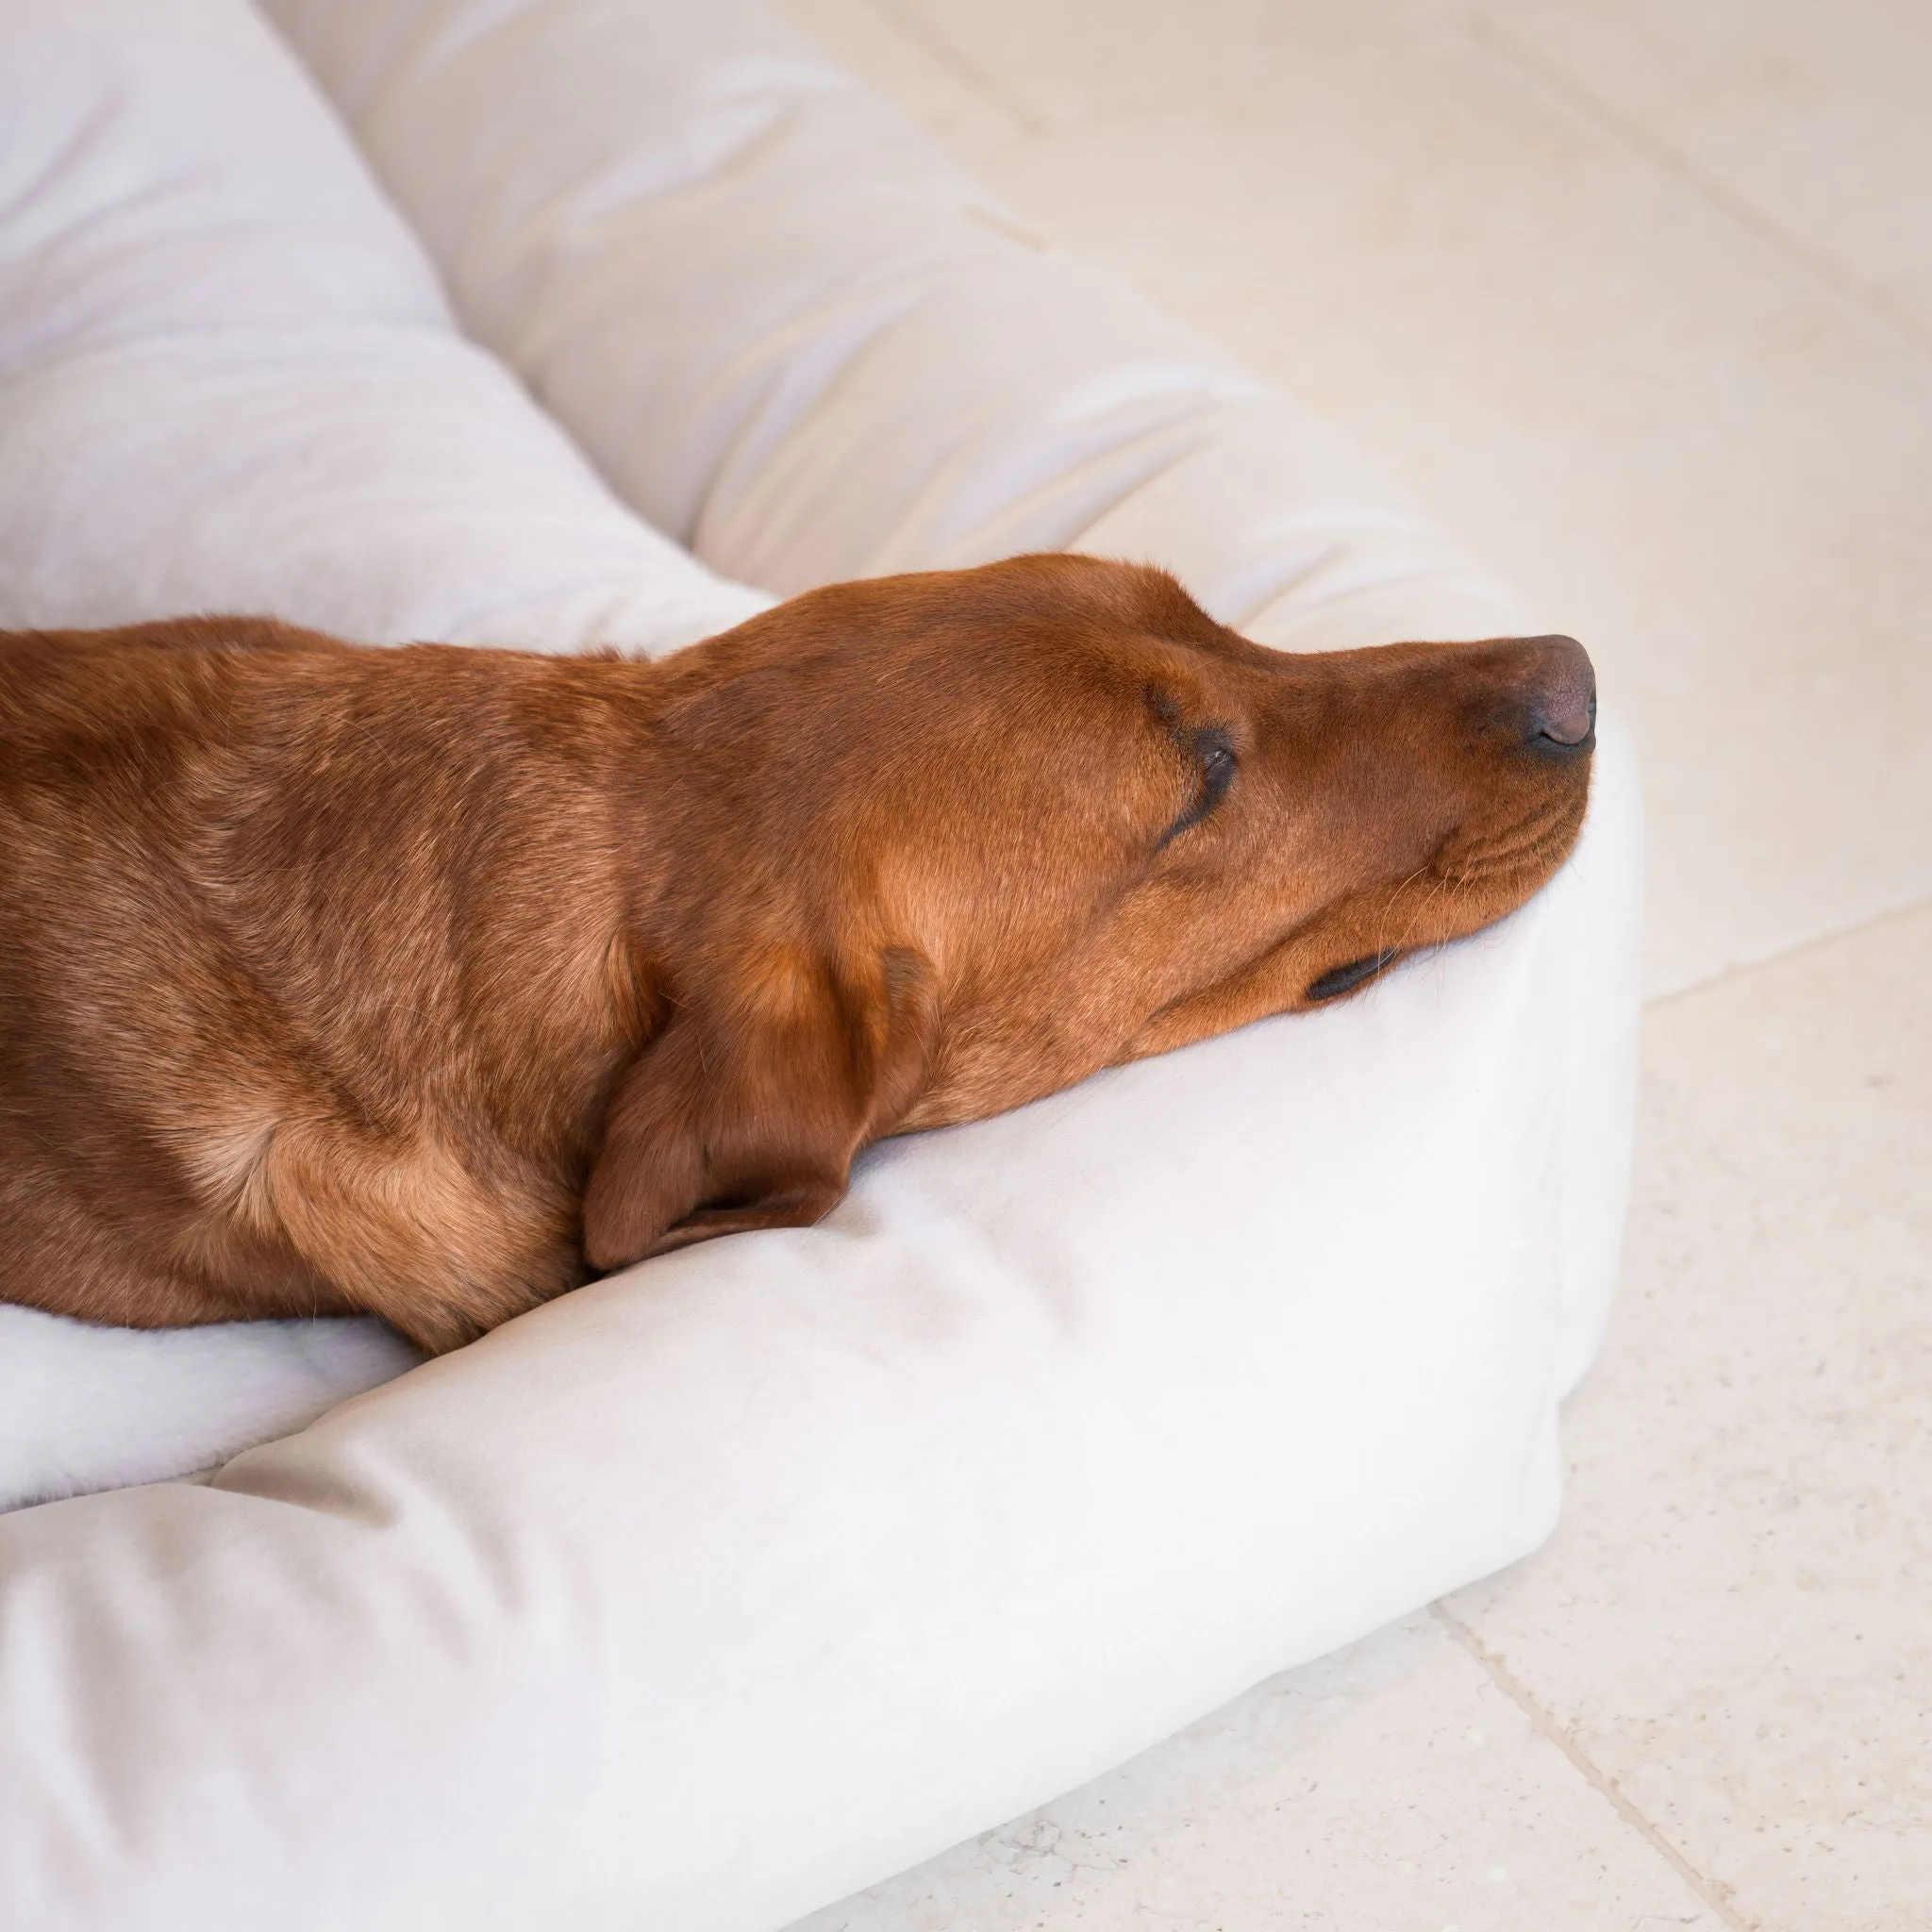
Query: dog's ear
[[582, 945, 940, 1273]]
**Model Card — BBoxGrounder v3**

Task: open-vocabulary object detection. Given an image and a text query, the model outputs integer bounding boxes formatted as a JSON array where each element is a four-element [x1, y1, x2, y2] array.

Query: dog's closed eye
[[1158, 724, 1238, 850], [1195, 727, 1236, 809]]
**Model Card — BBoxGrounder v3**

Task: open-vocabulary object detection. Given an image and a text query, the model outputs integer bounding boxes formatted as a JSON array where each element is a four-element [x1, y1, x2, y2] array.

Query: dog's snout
[[1513, 634, 1596, 756]]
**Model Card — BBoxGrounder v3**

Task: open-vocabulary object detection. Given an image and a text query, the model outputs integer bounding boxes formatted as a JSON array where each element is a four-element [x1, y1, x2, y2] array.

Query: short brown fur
[[0, 557, 1592, 1352]]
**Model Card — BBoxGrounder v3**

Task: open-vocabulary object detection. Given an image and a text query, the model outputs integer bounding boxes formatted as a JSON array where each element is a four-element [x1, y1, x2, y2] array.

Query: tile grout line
[[1429, 1602, 1759, 1931], [1465, 10, 1932, 359], [863, 0, 1050, 137], [1645, 889, 1932, 1011]]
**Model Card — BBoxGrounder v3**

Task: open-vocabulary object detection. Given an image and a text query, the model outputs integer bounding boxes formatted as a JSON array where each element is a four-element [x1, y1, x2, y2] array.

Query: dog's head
[[583, 554, 1594, 1270]]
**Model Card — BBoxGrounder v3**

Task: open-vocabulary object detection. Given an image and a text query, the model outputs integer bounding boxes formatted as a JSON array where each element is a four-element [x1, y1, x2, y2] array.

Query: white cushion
[[0, 0, 768, 654], [265, 0, 1528, 651], [0, 1306, 418, 1509], [0, 2, 1642, 1928]]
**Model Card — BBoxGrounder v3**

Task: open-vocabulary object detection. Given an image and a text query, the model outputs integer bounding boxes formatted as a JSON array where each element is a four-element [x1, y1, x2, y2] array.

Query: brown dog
[[0, 555, 1593, 1354]]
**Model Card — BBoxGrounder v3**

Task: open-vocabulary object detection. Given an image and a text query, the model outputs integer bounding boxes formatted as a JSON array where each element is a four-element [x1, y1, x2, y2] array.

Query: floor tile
[[786, 1610, 1723, 1932], [1450, 903, 1932, 1932], [781, 0, 1932, 995], [1484, 0, 1932, 342]]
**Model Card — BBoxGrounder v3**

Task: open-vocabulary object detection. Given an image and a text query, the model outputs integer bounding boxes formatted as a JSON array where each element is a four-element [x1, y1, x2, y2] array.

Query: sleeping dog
[[0, 554, 1594, 1353]]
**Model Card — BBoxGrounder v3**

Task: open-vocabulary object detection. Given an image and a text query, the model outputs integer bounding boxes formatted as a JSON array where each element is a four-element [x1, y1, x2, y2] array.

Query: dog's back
[[0, 624, 645, 1348]]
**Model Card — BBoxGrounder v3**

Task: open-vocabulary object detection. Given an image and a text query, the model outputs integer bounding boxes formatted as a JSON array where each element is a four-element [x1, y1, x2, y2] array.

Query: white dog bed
[[0, 3, 1642, 1928]]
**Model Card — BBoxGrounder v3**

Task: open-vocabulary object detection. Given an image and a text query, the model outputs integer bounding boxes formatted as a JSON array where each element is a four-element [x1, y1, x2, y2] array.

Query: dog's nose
[[1519, 635, 1596, 754]]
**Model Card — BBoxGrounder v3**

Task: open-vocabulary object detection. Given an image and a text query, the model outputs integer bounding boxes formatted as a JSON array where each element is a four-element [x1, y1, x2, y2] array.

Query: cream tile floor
[[774, 3, 1932, 1927]]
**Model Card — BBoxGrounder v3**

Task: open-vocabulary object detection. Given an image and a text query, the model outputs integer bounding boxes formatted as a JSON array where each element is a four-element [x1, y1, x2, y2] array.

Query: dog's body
[[1, 616, 647, 1349], [0, 557, 1594, 1353]]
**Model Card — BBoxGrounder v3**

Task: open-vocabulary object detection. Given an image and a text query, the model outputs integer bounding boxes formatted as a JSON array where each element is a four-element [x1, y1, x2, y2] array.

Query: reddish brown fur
[[0, 557, 1592, 1353]]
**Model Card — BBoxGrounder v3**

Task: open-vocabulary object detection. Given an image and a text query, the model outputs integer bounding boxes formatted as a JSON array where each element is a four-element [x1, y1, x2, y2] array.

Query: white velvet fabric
[[0, 1, 1643, 1926], [0, 0, 769, 654], [0, 1305, 419, 1507]]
